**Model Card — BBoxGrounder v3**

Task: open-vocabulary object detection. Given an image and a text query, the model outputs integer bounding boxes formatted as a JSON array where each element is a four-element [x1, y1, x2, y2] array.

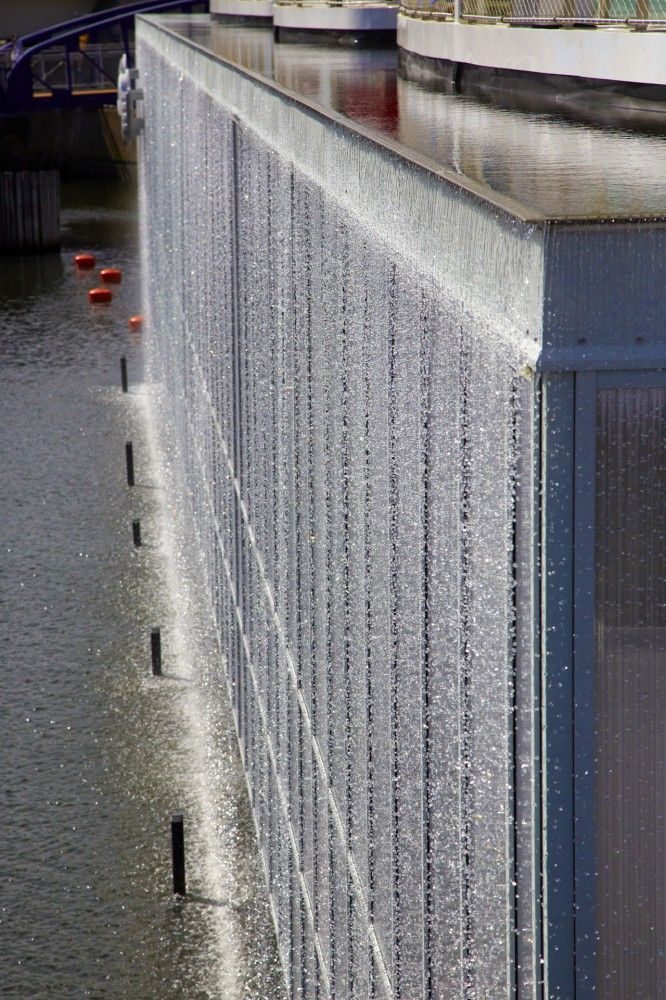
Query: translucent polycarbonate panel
[[596, 387, 666, 1000], [138, 20, 541, 999]]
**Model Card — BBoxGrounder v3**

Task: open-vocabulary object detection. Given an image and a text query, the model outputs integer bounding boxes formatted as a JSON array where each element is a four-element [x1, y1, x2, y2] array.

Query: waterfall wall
[[138, 19, 545, 1000]]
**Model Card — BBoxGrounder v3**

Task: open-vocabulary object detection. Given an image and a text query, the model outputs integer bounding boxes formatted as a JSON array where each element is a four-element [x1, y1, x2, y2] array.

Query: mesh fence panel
[[275, 0, 399, 6], [400, 0, 453, 17], [400, 0, 664, 19]]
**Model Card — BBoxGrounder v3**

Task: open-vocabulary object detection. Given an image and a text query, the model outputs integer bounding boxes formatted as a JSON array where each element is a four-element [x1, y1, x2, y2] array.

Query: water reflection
[[168, 17, 666, 219]]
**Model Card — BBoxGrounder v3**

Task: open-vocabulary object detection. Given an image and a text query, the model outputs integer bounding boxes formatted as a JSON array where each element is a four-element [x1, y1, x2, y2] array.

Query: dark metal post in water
[[120, 356, 128, 392], [151, 627, 162, 676], [125, 440, 134, 486], [132, 519, 141, 547], [171, 813, 186, 896]]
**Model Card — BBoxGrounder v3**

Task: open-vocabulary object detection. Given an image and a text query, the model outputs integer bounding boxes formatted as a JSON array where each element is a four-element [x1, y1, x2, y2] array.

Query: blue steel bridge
[[0, 0, 208, 112]]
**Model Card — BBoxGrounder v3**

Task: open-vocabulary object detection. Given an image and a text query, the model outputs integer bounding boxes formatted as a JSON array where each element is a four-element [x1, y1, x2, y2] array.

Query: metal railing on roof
[[400, 0, 452, 17], [274, 0, 399, 5], [400, 0, 665, 22]]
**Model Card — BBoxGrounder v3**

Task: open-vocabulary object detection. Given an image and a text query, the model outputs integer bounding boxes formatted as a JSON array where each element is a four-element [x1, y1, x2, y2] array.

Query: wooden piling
[[0, 170, 60, 253]]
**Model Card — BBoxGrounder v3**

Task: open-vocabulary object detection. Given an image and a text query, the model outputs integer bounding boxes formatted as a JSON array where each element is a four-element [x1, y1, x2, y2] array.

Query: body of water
[[0, 182, 284, 999]]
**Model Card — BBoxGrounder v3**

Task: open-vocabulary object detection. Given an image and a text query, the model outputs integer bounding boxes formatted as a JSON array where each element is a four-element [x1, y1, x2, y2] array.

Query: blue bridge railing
[[0, 0, 209, 112]]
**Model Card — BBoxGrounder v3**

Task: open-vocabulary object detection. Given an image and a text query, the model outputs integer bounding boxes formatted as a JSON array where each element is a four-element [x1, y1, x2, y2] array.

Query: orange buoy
[[75, 253, 96, 270], [100, 267, 122, 284], [128, 315, 143, 332], [88, 287, 112, 304]]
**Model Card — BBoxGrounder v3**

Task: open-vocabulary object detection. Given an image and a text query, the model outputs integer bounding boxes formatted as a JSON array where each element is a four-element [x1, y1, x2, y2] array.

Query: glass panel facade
[[596, 386, 666, 999]]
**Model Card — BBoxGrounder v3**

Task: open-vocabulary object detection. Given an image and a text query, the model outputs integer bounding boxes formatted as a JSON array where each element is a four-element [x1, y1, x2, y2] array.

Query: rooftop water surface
[[145, 15, 666, 223]]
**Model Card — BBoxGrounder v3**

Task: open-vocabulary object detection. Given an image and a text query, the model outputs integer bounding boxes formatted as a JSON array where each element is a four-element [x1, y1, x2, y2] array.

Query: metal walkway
[[0, 0, 208, 112]]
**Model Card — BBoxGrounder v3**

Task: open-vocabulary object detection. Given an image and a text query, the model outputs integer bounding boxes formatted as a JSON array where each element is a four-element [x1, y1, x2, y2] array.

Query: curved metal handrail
[[1, 0, 209, 109], [399, 0, 666, 22]]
